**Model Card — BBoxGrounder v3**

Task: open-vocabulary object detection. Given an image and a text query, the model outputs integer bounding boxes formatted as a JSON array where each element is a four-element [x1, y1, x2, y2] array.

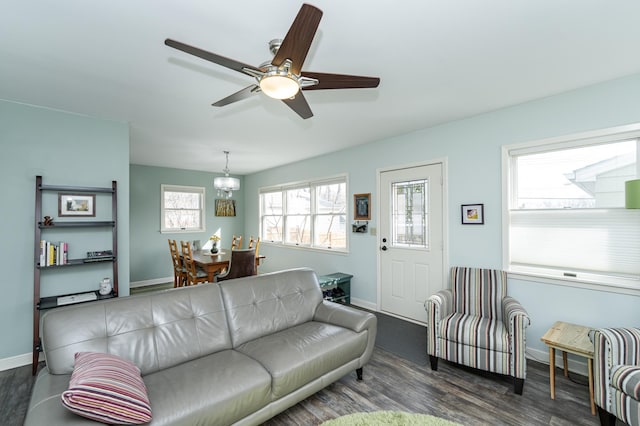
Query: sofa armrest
[[424, 289, 453, 320], [314, 301, 377, 368], [424, 289, 453, 357], [611, 365, 640, 401], [590, 327, 640, 411], [313, 301, 376, 334], [502, 296, 529, 324], [502, 296, 530, 379]]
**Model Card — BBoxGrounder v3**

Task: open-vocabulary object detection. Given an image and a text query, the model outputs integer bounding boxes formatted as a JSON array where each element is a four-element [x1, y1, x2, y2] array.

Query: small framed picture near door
[[354, 193, 371, 220], [461, 203, 484, 225]]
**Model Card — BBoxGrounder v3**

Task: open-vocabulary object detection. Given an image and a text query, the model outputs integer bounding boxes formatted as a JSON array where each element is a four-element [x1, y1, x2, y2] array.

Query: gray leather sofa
[[25, 268, 377, 425]]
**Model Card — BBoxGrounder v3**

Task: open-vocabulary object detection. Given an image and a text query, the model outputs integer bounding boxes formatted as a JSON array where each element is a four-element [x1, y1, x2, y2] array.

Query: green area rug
[[321, 411, 462, 426]]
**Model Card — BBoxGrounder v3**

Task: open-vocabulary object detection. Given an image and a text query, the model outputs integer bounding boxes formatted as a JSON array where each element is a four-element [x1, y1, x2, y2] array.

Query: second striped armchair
[[424, 266, 530, 394], [590, 327, 640, 426]]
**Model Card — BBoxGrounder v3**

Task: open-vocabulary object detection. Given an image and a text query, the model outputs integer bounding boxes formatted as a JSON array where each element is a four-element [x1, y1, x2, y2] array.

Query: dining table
[[192, 249, 265, 282]]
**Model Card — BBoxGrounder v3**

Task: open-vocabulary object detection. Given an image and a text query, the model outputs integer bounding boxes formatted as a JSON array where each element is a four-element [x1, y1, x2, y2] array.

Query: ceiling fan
[[164, 3, 380, 119]]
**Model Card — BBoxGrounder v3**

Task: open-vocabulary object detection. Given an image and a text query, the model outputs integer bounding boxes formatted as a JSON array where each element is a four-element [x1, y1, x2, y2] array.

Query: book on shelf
[[39, 240, 68, 266]]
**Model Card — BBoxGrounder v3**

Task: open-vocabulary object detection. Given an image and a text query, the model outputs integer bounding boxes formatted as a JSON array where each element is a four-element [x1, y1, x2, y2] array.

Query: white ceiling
[[3, 1, 640, 174]]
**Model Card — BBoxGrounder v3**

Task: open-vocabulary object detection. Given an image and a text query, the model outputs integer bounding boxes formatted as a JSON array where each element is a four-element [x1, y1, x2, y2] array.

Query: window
[[260, 176, 347, 250], [503, 125, 640, 290], [161, 184, 205, 233], [392, 179, 428, 248]]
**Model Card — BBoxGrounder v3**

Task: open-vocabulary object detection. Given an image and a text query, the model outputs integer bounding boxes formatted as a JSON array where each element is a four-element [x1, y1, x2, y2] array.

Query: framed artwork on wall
[[354, 193, 371, 220], [58, 193, 96, 217], [215, 199, 236, 217], [461, 203, 484, 224]]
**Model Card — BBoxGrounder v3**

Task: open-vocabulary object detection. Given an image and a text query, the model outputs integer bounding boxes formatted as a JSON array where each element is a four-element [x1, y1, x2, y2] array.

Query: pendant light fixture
[[213, 151, 240, 199]]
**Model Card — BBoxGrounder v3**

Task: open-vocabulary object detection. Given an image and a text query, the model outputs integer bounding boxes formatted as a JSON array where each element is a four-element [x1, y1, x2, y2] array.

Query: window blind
[[509, 208, 640, 278]]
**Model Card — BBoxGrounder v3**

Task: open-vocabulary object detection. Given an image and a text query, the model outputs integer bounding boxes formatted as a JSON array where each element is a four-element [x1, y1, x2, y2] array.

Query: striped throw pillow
[[61, 352, 152, 424]]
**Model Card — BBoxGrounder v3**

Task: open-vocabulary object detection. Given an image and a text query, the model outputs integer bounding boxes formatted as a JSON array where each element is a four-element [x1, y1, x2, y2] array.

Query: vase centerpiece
[[209, 234, 221, 254]]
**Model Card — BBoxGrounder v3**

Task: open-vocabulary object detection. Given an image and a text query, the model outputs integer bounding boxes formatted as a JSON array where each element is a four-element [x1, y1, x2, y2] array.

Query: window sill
[[262, 241, 349, 255], [160, 228, 205, 234], [507, 266, 640, 296]]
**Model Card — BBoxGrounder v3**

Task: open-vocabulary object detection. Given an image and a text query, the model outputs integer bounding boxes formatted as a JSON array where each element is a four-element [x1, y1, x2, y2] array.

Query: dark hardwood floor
[[1, 348, 601, 426], [264, 347, 600, 426]]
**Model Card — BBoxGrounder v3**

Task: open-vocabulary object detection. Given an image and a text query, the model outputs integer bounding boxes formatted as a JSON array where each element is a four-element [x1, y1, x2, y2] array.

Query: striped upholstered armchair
[[424, 266, 530, 394], [590, 327, 640, 426]]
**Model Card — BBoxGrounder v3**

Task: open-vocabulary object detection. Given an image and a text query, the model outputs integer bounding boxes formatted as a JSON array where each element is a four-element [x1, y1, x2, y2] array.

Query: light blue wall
[[245, 73, 640, 355], [0, 99, 130, 361], [129, 164, 245, 283], [3, 73, 640, 366]]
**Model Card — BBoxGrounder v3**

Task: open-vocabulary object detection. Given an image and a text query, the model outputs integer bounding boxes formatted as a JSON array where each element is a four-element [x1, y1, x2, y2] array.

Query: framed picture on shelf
[[461, 203, 484, 225], [58, 193, 96, 217], [215, 199, 236, 217], [353, 193, 371, 220]]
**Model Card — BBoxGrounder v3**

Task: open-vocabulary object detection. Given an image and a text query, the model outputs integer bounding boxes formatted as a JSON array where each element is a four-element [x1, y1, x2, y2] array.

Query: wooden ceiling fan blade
[[272, 4, 323, 75], [301, 72, 380, 90], [165, 38, 262, 76], [212, 85, 260, 107], [282, 92, 313, 119]]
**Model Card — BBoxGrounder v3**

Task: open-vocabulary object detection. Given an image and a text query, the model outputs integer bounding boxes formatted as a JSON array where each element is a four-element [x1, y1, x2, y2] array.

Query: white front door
[[378, 162, 445, 324]]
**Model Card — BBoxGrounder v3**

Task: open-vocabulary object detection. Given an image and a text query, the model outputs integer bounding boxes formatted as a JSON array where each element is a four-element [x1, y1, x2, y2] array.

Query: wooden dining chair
[[180, 241, 209, 286], [215, 249, 256, 282], [248, 236, 261, 259], [231, 235, 243, 250], [168, 239, 186, 288]]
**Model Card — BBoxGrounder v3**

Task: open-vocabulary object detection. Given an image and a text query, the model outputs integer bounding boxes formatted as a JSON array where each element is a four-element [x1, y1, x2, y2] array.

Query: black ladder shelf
[[32, 176, 118, 375]]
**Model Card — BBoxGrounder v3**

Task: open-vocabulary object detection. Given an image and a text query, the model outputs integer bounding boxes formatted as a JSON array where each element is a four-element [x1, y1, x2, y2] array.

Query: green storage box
[[318, 272, 352, 304]]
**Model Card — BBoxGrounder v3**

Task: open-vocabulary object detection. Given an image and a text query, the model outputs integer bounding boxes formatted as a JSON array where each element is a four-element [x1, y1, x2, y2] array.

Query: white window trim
[[160, 184, 206, 233], [501, 123, 640, 296], [259, 174, 349, 253]]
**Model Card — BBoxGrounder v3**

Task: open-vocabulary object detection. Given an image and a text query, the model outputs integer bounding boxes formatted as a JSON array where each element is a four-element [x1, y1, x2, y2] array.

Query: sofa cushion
[[440, 312, 509, 352], [61, 352, 152, 424], [43, 283, 232, 376], [236, 321, 368, 399], [220, 268, 324, 347], [142, 349, 272, 426], [611, 364, 640, 400]]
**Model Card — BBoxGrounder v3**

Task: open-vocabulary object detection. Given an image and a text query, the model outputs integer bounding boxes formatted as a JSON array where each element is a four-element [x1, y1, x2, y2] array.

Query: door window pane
[[391, 179, 428, 248]]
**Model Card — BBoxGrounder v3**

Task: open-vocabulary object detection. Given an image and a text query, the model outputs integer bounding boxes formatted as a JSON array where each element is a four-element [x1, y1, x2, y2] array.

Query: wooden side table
[[540, 321, 595, 415]]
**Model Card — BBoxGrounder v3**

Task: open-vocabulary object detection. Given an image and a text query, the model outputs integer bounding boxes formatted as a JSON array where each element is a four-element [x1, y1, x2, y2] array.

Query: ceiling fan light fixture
[[259, 74, 300, 99]]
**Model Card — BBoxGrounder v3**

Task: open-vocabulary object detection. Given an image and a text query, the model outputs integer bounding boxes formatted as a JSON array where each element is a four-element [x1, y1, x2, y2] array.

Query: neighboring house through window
[[161, 184, 205, 233], [260, 176, 347, 251], [503, 124, 640, 292]]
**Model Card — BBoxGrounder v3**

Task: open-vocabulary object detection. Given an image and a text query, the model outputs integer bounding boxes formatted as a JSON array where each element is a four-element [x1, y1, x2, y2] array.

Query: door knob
[[381, 245, 387, 251]]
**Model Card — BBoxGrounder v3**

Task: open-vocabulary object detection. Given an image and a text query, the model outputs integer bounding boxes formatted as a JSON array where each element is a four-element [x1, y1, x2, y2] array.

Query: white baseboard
[[350, 297, 377, 312], [130, 276, 173, 288], [0, 352, 43, 372], [526, 346, 589, 377]]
